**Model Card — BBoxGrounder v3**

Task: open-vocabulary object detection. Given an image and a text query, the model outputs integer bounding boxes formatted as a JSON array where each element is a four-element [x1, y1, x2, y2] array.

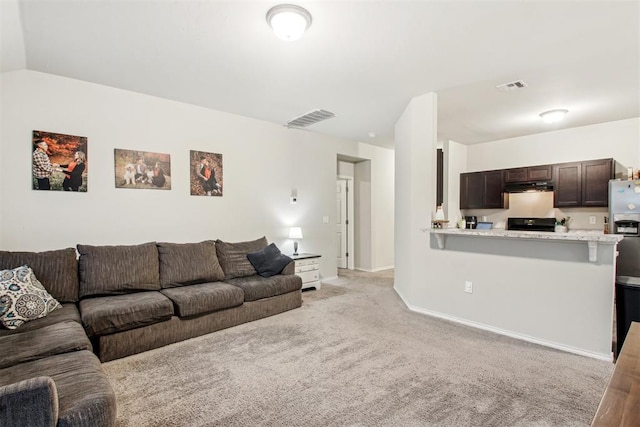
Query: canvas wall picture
[[114, 149, 171, 190], [32, 130, 88, 191], [190, 150, 223, 196]]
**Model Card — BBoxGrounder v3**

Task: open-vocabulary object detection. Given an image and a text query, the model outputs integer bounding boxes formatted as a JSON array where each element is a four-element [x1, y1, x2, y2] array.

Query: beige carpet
[[103, 269, 613, 426]]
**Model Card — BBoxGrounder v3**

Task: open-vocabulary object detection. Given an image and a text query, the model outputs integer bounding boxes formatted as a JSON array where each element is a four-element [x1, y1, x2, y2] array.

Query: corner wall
[[466, 118, 640, 172], [0, 70, 395, 277], [394, 92, 438, 301]]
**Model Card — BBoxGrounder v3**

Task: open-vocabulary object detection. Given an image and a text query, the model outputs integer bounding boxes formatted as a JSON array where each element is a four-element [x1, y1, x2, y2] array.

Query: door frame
[[337, 175, 355, 270]]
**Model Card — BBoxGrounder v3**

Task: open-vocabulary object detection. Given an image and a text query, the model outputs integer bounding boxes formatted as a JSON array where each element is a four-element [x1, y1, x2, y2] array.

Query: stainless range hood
[[504, 181, 554, 193]]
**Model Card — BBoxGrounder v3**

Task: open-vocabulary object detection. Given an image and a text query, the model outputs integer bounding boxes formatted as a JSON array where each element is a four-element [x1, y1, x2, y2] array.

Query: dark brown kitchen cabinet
[[460, 172, 484, 209], [504, 165, 553, 182], [528, 165, 553, 181], [504, 167, 528, 183], [582, 159, 614, 206], [553, 162, 581, 207], [553, 158, 613, 207], [460, 170, 507, 209]]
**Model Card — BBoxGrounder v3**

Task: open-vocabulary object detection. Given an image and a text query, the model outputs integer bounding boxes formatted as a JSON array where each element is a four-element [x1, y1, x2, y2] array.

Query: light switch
[[322, 216, 329, 224]]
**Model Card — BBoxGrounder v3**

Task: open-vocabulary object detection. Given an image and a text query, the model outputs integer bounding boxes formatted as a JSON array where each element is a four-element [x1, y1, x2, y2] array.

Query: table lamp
[[289, 227, 303, 256]]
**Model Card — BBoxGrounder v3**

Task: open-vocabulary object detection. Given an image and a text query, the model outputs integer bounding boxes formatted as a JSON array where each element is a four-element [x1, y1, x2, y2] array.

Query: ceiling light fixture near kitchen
[[539, 109, 568, 123], [266, 4, 312, 41]]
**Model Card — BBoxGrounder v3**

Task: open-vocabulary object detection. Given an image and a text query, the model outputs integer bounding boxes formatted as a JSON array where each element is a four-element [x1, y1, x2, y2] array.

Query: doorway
[[336, 177, 354, 269]]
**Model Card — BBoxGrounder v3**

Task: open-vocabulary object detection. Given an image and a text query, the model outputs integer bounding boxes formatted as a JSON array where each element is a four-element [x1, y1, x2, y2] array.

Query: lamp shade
[[289, 227, 303, 239]]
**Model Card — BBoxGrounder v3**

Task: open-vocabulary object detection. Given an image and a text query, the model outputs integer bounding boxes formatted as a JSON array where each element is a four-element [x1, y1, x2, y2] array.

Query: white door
[[336, 179, 348, 268]]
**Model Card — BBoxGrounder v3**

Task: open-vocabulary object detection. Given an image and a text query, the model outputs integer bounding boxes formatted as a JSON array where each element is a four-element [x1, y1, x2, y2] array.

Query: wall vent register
[[286, 109, 335, 128]]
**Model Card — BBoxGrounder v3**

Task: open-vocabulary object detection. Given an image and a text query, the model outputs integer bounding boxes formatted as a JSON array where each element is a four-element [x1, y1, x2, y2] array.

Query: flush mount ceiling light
[[539, 109, 568, 123], [266, 4, 312, 41]]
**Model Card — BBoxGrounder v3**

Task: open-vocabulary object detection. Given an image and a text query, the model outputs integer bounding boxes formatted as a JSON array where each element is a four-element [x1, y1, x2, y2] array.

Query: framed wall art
[[114, 149, 171, 190], [190, 150, 223, 196], [32, 130, 88, 192]]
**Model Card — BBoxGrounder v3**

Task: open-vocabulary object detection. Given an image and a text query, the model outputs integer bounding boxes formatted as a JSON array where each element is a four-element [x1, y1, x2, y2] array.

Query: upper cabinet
[[552, 162, 581, 207], [460, 170, 507, 209], [581, 159, 614, 206], [460, 158, 616, 210], [504, 165, 552, 183], [552, 158, 613, 207]]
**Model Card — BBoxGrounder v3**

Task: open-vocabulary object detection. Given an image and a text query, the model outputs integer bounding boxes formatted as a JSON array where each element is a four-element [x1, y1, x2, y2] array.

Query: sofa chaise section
[[0, 248, 116, 427], [0, 351, 116, 427], [0, 320, 92, 369]]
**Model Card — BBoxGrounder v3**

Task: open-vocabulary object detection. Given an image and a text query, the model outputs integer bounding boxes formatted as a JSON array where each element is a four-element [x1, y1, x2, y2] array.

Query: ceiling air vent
[[286, 109, 335, 128], [496, 80, 528, 92]]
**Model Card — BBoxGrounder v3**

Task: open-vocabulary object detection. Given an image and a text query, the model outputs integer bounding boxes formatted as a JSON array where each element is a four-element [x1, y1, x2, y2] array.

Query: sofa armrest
[[282, 260, 295, 275], [0, 376, 59, 427]]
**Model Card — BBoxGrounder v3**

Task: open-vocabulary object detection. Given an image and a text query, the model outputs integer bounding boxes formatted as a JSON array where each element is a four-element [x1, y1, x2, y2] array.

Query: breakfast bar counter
[[427, 228, 623, 262]]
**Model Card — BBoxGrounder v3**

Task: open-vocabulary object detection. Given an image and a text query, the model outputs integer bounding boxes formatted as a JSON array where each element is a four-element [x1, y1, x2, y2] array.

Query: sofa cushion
[[79, 291, 173, 337], [246, 243, 293, 278], [77, 242, 160, 298], [0, 320, 91, 369], [215, 237, 268, 279], [0, 303, 80, 337], [0, 350, 116, 427], [0, 266, 62, 330], [157, 241, 225, 288], [0, 248, 78, 302], [160, 282, 244, 317], [225, 274, 302, 302]]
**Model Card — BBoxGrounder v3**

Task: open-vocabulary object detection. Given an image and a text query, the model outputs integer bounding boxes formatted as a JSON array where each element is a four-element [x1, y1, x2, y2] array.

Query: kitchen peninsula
[[430, 228, 623, 263], [396, 227, 623, 361]]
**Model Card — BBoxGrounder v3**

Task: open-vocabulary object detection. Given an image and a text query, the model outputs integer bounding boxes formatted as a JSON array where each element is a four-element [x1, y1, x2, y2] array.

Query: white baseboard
[[320, 276, 338, 282], [393, 287, 613, 362], [355, 265, 394, 273]]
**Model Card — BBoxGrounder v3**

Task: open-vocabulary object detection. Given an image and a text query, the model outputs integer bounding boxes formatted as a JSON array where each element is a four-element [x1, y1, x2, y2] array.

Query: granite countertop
[[427, 227, 624, 244]]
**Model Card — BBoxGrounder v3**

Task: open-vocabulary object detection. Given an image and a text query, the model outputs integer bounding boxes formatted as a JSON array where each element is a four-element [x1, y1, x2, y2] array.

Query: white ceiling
[[2, 0, 639, 148]]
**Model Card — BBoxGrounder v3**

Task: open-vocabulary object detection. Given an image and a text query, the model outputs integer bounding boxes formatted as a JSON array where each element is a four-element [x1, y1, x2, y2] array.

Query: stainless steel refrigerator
[[609, 180, 640, 277]]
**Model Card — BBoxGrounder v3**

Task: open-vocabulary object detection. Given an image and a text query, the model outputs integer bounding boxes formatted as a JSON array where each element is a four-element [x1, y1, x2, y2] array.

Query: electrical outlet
[[464, 281, 473, 294], [323, 216, 329, 224], [589, 216, 597, 225]]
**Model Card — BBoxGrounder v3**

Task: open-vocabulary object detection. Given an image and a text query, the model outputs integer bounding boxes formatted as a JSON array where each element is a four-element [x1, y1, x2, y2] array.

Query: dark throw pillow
[[246, 244, 292, 278]]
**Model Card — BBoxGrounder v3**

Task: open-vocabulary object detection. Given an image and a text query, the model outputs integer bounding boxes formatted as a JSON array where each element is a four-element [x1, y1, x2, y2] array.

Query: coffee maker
[[464, 216, 477, 229]]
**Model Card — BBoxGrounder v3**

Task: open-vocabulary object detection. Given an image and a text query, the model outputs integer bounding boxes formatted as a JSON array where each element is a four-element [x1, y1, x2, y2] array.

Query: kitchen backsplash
[[459, 192, 608, 230]]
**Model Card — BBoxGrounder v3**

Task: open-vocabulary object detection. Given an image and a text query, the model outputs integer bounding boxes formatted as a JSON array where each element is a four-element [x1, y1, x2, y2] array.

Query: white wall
[[466, 118, 640, 172], [0, 70, 395, 277], [443, 139, 467, 223], [354, 160, 372, 271], [337, 160, 354, 178], [394, 92, 438, 302], [357, 143, 395, 271]]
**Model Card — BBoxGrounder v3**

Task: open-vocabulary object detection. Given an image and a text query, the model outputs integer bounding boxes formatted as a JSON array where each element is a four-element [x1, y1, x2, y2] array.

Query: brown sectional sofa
[[0, 237, 303, 427]]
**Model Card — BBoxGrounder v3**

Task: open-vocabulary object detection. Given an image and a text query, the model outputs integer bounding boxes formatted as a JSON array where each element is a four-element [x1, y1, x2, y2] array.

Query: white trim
[[393, 286, 613, 362], [355, 265, 394, 273], [320, 276, 338, 282]]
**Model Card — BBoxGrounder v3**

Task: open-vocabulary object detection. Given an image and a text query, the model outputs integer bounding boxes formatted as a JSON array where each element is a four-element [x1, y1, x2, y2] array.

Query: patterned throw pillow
[[0, 265, 62, 330]]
